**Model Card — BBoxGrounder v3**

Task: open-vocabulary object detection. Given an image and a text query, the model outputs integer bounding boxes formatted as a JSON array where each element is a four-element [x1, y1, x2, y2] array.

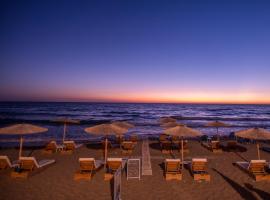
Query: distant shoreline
[[0, 101, 270, 106]]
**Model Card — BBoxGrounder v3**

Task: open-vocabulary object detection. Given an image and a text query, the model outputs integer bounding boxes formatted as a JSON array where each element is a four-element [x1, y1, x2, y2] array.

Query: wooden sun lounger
[[188, 158, 210, 181], [164, 159, 182, 180], [43, 141, 63, 154], [159, 134, 168, 142], [74, 158, 103, 180], [104, 158, 126, 181], [121, 141, 135, 154], [11, 156, 55, 178], [161, 141, 172, 154], [201, 141, 222, 153], [130, 135, 138, 144], [0, 155, 19, 170], [234, 160, 270, 181], [61, 141, 83, 154]]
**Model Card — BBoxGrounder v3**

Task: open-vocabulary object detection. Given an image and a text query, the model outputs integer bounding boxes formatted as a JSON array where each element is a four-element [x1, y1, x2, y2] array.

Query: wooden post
[[181, 139, 184, 170], [19, 136, 23, 158], [257, 142, 261, 160], [62, 122, 67, 144], [104, 137, 108, 169]]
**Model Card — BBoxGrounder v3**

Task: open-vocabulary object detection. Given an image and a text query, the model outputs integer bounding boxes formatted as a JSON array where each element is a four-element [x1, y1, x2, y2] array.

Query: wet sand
[[0, 140, 270, 200]]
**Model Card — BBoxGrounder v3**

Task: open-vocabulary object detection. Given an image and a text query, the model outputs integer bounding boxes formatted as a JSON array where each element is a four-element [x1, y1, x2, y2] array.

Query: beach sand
[[0, 140, 270, 200]]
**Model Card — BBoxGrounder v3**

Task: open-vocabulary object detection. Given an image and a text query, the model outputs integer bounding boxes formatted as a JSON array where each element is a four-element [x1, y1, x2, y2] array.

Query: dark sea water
[[0, 102, 270, 146]]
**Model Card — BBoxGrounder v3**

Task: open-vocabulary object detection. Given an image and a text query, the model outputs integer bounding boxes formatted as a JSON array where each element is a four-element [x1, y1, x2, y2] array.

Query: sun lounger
[[188, 158, 210, 181], [11, 156, 55, 178], [159, 134, 168, 142], [43, 141, 63, 154], [164, 159, 182, 180], [234, 160, 270, 181], [61, 140, 83, 154], [0, 155, 19, 169], [161, 141, 173, 154], [130, 135, 138, 144], [104, 158, 126, 180], [74, 158, 103, 180], [121, 141, 135, 154], [201, 140, 222, 153]]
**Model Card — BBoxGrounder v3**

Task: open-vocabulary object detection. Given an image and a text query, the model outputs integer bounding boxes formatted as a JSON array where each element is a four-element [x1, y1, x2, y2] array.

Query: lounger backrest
[[211, 141, 220, 149], [192, 158, 207, 172], [107, 158, 122, 171], [122, 141, 134, 149], [130, 135, 138, 142], [46, 141, 57, 151], [249, 160, 266, 173], [159, 134, 168, 141], [0, 155, 11, 169], [64, 141, 75, 150], [79, 158, 95, 170], [165, 159, 181, 172], [19, 157, 39, 170]]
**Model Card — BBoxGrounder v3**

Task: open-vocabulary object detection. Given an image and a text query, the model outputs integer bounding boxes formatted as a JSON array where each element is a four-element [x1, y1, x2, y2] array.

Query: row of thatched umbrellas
[[0, 117, 270, 163]]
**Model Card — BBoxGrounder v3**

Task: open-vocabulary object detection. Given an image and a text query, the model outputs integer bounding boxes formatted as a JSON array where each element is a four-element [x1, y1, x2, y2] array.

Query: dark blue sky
[[1, 0, 270, 103]]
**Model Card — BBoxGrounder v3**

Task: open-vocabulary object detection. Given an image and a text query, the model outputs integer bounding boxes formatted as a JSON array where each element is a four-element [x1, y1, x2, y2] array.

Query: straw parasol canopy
[[161, 122, 183, 128], [111, 121, 135, 129], [235, 128, 270, 159], [53, 118, 80, 143], [205, 121, 230, 140], [164, 125, 202, 169], [159, 117, 177, 124], [0, 123, 48, 158], [85, 123, 129, 165]]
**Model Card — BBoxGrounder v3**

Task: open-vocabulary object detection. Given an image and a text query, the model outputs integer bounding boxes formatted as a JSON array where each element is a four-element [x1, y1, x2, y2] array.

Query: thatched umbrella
[[53, 118, 80, 143], [84, 123, 128, 165], [111, 121, 134, 129], [164, 125, 202, 169], [235, 128, 270, 159], [161, 122, 184, 128], [205, 121, 230, 140], [0, 124, 48, 158], [159, 117, 177, 124]]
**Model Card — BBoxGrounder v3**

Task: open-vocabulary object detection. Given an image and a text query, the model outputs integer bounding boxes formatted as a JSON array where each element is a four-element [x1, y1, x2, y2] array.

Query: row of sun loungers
[[0, 156, 55, 178], [165, 158, 210, 181], [1, 155, 270, 182]]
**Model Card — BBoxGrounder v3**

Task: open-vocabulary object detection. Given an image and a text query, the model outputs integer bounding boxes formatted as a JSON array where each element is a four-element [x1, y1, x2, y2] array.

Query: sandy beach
[[0, 140, 270, 200]]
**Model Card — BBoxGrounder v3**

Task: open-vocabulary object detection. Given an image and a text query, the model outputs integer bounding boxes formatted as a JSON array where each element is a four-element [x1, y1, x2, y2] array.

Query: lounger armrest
[[38, 159, 56, 168]]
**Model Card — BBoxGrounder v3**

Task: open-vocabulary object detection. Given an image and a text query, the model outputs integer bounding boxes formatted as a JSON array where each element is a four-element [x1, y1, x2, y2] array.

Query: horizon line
[[1, 100, 270, 105]]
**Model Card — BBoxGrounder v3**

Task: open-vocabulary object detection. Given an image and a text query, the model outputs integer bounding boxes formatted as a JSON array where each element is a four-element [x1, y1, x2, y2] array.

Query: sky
[[0, 0, 270, 104]]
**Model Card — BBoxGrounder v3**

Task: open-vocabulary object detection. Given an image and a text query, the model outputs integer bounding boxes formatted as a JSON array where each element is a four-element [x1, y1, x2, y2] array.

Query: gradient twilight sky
[[1, 0, 270, 104]]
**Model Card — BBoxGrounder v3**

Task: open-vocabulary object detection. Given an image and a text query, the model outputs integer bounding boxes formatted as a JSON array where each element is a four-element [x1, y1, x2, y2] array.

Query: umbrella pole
[[257, 142, 261, 160], [63, 122, 66, 144], [181, 139, 184, 171], [19, 136, 23, 158], [104, 137, 108, 169]]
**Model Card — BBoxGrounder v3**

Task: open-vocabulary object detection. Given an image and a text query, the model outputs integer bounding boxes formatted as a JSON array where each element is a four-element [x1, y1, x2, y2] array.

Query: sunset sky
[[1, 1, 270, 104]]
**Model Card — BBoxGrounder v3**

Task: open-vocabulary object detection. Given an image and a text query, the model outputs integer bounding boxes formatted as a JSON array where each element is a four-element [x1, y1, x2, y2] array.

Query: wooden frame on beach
[[234, 160, 270, 181], [164, 159, 182, 181], [189, 158, 210, 182]]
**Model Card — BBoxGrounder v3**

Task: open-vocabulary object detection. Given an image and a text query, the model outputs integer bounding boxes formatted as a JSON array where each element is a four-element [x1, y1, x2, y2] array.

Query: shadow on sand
[[245, 183, 270, 200], [212, 168, 257, 200]]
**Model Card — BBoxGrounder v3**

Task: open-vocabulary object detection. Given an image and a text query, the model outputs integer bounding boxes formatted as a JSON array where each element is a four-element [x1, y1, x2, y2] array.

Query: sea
[[0, 102, 270, 146]]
